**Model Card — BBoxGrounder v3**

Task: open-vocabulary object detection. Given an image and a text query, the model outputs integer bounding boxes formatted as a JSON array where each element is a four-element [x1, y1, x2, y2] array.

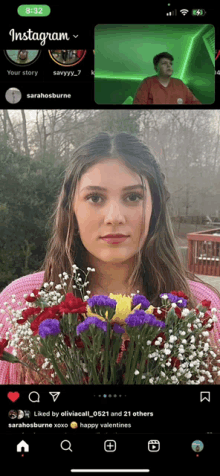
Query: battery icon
[[192, 9, 206, 16]]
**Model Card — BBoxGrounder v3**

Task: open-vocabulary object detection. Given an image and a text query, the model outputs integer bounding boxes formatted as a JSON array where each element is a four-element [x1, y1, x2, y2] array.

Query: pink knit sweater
[[0, 271, 220, 384]]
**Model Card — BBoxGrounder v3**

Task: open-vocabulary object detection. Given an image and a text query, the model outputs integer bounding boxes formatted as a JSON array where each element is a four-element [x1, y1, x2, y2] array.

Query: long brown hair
[[38, 132, 220, 308]]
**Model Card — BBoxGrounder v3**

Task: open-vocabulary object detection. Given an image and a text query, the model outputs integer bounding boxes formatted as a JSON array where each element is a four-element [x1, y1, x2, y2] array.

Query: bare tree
[[21, 110, 29, 156]]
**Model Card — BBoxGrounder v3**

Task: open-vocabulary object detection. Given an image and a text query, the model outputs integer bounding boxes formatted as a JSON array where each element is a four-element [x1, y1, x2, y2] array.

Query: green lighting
[[95, 72, 144, 81], [180, 25, 210, 81], [95, 24, 215, 104]]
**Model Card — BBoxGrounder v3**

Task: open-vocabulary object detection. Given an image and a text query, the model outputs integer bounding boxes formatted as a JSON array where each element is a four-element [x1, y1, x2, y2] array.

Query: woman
[[0, 132, 220, 384]]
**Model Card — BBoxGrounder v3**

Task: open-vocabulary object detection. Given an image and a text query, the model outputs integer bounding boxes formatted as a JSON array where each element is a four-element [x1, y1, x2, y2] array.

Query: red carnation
[[64, 335, 71, 348], [170, 291, 188, 300], [0, 339, 8, 358], [174, 307, 182, 318], [17, 306, 42, 325], [201, 300, 211, 310], [59, 293, 88, 315], [24, 289, 40, 302], [200, 312, 214, 331], [74, 336, 85, 349], [153, 308, 166, 320], [30, 304, 62, 336], [170, 357, 181, 369], [151, 332, 166, 349]]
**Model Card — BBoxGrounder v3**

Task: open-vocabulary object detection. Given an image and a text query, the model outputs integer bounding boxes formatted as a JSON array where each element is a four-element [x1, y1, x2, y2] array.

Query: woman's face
[[73, 158, 152, 265]]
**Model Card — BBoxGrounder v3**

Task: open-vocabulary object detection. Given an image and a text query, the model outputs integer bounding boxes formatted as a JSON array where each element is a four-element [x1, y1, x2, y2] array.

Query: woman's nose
[[103, 202, 126, 221]]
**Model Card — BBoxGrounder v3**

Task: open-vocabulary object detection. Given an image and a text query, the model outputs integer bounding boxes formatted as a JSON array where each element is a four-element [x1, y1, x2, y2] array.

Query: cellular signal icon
[[180, 9, 189, 15], [166, 10, 177, 15]]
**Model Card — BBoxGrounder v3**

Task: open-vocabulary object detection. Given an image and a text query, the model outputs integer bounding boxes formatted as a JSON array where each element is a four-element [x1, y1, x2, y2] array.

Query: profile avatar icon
[[17, 410, 24, 419], [4, 50, 40, 66], [8, 410, 17, 419], [5, 88, 22, 104], [49, 49, 86, 67], [191, 440, 204, 452]]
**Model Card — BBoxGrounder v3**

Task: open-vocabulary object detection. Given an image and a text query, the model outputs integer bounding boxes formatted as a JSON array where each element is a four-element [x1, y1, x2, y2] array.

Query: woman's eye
[[86, 193, 143, 204], [87, 194, 102, 203], [128, 193, 143, 202]]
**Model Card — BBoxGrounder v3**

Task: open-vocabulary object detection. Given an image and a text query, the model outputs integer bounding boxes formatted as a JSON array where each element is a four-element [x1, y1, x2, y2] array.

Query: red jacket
[[133, 76, 201, 105]]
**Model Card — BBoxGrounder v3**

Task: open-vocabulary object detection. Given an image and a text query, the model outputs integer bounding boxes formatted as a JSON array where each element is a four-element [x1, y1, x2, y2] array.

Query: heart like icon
[[7, 392, 20, 402]]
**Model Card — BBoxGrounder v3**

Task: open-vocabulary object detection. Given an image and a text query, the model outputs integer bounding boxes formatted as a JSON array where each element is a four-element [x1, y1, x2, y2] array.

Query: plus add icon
[[104, 440, 117, 452]]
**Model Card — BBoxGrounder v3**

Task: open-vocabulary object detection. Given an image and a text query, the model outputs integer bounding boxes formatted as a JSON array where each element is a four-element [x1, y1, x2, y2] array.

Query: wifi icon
[[180, 9, 189, 15]]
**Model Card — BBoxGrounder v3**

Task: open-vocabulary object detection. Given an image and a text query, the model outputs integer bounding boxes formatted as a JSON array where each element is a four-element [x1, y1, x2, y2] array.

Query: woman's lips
[[101, 236, 129, 244]]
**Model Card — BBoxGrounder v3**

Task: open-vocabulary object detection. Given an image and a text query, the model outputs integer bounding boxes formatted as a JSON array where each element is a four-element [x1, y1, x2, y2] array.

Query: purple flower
[[160, 293, 175, 301], [153, 319, 166, 328], [76, 316, 107, 335], [125, 310, 165, 328], [176, 298, 188, 308], [39, 319, 61, 338], [167, 293, 179, 304], [87, 295, 117, 309], [159, 293, 188, 308], [132, 294, 150, 310], [113, 324, 125, 334]]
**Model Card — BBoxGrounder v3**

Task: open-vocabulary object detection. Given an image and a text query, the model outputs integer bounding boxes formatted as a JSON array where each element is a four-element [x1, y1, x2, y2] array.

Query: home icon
[[17, 440, 29, 452]]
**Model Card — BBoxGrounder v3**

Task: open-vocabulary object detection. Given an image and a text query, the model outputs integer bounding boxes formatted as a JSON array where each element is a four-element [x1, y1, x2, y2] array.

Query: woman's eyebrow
[[80, 185, 146, 193]]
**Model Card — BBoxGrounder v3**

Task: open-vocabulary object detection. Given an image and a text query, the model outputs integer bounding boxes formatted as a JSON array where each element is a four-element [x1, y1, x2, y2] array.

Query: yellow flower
[[86, 305, 108, 321], [146, 305, 154, 314], [109, 294, 134, 324], [86, 294, 154, 324], [86, 294, 154, 341]]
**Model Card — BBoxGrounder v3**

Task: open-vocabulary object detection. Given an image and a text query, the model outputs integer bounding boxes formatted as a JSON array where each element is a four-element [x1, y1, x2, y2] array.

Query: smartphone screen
[[0, 4, 219, 475]]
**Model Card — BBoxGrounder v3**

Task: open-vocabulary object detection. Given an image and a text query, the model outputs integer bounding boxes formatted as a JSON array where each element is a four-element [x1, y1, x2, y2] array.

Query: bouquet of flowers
[[1, 264, 220, 385]]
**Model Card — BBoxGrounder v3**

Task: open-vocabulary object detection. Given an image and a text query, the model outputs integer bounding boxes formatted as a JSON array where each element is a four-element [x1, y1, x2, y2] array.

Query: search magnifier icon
[[28, 392, 40, 403], [60, 440, 73, 452]]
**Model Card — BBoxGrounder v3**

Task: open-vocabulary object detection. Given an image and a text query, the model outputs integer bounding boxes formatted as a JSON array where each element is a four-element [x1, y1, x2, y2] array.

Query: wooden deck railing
[[187, 228, 220, 276]]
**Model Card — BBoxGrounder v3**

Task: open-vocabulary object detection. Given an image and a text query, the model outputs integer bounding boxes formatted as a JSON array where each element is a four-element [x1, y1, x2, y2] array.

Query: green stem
[[80, 332, 101, 384], [136, 348, 149, 384], [49, 352, 70, 384], [109, 336, 122, 384], [59, 338, 87, 384], [124, 335, 135, 384], [128, 339, 142, 384], [103, 321, 111, 384], [90, 327, 102, 384]]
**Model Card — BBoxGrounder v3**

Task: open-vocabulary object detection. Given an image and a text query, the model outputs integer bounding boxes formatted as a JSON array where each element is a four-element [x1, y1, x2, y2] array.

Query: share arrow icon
[[49, 392, 61, 402]]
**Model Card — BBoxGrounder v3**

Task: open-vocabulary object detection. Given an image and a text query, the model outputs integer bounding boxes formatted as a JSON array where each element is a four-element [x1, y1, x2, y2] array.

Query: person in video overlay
[[133, 52, 201, 105], [0, 132, 219, 384]]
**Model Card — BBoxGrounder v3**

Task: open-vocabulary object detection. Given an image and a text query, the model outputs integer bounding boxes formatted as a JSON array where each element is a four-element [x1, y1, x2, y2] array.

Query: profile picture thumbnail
[[49, 50, 86, 66], [5, 88, 22, 104], [8, 410, 17, 419], [191, 440, 204, 452], [4, 50, 41, 66]]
